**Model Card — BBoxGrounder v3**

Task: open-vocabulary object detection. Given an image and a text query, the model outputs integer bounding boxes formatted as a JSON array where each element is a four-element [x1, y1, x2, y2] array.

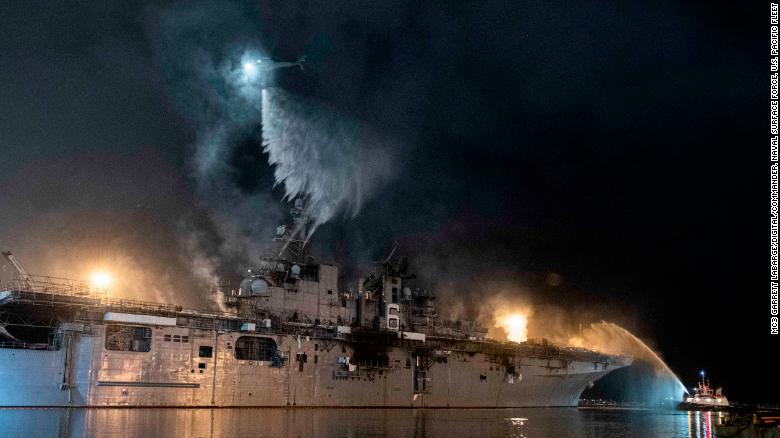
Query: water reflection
[[506, 417, 528, 438], [0, 407, 727, 438], [686, 410, 725, 438]]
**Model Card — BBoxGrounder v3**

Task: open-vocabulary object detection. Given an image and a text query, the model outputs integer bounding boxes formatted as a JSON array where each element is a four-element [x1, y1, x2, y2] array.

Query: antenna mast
[[273, 198, 311, 264]]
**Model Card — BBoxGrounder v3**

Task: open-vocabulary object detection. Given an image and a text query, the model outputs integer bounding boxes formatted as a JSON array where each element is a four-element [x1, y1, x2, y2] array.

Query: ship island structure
[[0, 200, 631, 407]]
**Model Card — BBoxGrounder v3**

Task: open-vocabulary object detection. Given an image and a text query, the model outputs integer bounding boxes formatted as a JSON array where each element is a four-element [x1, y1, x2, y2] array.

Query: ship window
[[173, 335, 181, 342], [199, 346, 213, 358], [392, 287, 398, 303], [105, 325, 152, 352], [198, 363, 206, 369], [164, 334, 171, 342], [234, 336, 277, 362], [327, 289, 333, 295], [182, 336, 189, 343]]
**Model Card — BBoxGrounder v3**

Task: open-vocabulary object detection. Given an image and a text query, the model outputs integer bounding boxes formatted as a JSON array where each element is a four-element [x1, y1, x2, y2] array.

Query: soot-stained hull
[[0, 322, 628, 408]]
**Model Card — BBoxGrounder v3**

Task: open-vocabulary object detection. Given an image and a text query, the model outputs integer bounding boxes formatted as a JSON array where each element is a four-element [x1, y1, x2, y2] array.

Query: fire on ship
[[0, 200, 631, 407]]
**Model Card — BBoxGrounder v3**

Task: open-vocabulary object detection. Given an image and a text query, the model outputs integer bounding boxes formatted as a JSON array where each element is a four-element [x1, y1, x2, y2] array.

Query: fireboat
[[679, 371, 730, 410]]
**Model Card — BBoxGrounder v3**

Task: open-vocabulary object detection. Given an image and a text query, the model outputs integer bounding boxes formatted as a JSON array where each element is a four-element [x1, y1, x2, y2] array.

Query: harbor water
[[0, 407, 725, 438]]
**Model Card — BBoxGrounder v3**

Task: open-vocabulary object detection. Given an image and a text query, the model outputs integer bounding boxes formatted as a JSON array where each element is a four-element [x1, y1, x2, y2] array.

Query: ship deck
[[0, 279, 628, 367]]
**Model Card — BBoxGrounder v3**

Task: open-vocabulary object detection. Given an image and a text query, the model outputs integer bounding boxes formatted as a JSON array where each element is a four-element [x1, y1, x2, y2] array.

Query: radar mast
[[273, 198, 311, 265]]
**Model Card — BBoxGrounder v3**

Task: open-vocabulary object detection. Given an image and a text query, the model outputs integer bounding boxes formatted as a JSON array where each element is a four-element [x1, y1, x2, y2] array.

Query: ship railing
[[1, 276, 249, 324], [104, 298, 184, 316], [104, 299, 246, 323], [3, 275, 107, 301]]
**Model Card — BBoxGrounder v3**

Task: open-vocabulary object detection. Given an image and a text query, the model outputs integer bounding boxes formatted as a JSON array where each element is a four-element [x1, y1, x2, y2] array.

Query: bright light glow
[[497, 312, 529, 343], [240, 59, 261, 83], [90, 272, 112, 289]]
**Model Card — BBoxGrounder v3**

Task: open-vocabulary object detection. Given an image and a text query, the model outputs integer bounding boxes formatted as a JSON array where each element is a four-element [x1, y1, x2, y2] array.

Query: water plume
[[570, 321, 689, 400], [157, 0, 396, 296], [260, 88, 393, 234]]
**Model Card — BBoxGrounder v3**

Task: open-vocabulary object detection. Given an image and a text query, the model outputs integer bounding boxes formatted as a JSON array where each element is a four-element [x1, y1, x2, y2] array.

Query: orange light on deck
[[90, 272, 112, 289], [497, 312, 529, 343]]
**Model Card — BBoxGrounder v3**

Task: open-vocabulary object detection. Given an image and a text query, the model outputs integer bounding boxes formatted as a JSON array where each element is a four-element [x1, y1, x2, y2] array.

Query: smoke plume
[[155, 1, 395, 282]]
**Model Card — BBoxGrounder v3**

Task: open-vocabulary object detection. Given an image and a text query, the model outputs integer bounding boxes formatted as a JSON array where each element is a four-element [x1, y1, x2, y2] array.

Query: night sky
[[0, 2, 773, 402]]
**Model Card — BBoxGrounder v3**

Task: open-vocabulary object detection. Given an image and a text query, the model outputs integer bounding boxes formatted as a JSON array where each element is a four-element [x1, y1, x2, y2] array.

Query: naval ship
[[679, 371, 730, 410], [0, 200, 631, 407]]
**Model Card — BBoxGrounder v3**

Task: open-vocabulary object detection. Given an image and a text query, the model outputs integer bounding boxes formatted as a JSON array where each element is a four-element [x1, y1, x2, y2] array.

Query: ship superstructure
[[679, 371, 730, 410], [0, 203, 631, 407]]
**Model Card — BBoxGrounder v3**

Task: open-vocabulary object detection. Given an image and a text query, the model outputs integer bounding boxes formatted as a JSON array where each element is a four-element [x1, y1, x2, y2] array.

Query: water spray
[[578, 322, 690, 397], [260, 87, 393, 235]]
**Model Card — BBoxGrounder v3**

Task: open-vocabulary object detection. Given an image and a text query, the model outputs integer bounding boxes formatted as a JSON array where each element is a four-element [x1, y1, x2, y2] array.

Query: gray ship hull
[[0, 325, 626, 408]]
